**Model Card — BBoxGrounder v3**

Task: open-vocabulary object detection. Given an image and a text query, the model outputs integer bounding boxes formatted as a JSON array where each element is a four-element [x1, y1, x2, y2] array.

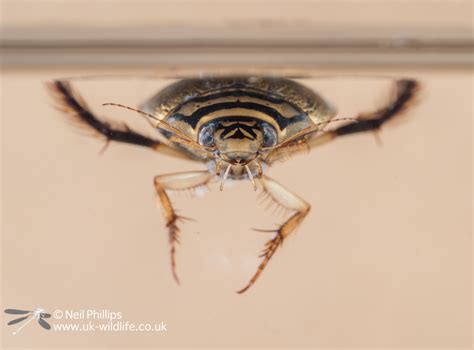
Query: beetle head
[[198, 119, 277, 165]]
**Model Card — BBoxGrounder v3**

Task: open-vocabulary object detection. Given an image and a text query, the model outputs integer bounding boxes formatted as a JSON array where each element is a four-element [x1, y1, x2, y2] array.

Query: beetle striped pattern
[[142, 77, 336, 146]]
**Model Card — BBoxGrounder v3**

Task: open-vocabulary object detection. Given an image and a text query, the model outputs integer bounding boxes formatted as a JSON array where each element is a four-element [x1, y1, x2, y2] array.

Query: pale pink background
[[1, 66, 472, 348]]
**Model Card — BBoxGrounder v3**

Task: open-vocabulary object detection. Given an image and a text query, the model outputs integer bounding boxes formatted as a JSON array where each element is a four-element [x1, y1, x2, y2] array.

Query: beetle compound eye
[[198, 123, 215, 147], [262, 123, 277, 147]]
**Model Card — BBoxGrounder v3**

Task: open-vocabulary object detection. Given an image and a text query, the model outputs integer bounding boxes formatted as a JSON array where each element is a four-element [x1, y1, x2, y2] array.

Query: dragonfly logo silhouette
[[4, 308, 51, 335]]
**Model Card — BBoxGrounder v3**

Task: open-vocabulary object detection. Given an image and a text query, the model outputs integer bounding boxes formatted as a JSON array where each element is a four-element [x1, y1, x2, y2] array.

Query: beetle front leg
[[238, 176, 310, 293], [154, 171, 213, 284], [264, 79, 420, 164]]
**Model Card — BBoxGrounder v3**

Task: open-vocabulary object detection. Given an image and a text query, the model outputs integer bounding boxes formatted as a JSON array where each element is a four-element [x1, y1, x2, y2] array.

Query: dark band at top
[[187, 89, 299, 107], [170, 101, 305, 129]]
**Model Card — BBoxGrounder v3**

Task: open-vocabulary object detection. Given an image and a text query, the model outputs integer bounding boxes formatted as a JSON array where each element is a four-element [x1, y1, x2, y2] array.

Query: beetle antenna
[[220, 164, 232, 191], [103, 102, 181, 135], [102, 102, 215, 153], [261, 117, 358, 151]]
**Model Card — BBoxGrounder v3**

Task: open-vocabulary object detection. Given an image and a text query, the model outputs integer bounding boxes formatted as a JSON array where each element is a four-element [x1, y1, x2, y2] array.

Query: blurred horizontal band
[[1, 38, 472, 67], [2, 0, 472, 67]]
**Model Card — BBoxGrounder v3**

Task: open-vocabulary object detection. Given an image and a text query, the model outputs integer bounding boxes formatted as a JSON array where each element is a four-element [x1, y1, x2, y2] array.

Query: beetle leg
[[48, 80, 198, 161], [238, 176, 310, 293], [311, 78, 420, 145], [153, 171, 213, 284], [264, 79, 419, 163]]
